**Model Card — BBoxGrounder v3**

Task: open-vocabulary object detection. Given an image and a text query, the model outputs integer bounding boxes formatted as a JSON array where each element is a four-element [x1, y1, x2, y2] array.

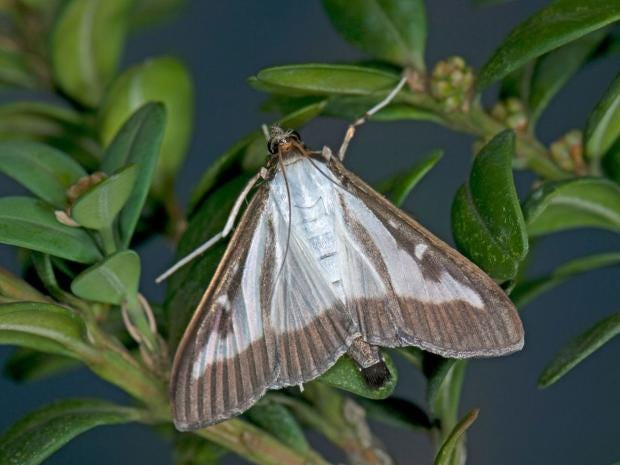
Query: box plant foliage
[[0, 1, 619, 464]]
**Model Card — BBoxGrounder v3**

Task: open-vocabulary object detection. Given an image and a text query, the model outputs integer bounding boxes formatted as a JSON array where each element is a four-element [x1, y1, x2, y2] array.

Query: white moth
[[158, 76, 524, 431]]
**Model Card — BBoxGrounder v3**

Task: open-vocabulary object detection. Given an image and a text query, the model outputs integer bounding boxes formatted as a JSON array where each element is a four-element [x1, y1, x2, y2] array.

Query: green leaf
[[477, 0, 620, 90], [451, 130, 528, 281], [323, 95, 441, 124], [584, 72, 620, 160], [357, 397, 432, 431], [602, 136, 620, 183], [321, 0, 426, 69], [3, 349, 79, 382], [131, 0, 185, 28], [424, 355, 459, 414], [71, 250, 140, 305], [512, 252, 620, 308], [188, 101, 326, 214], [539, 312, 620, 388], [101, 103, 166, 248], [246, 400, 309, 453], [524, 177, 620, 236], [71, 164, 138, 230], [0, 102, 100, 170], [165, 176, 251, 348], [318, 352, 397, 399], [0, 398, 144, 465], [0, 49, 39, 89], [172, 433, 227, 465], [253, 64, 400, 96], [52, 0, 133, 107], [529, 28, 609, 123], [0, 302, 92, 358], [0, 141, 86, 208], [0, 197, 102, 263], [433, 409, 479, 465], [99, 57, 194, 195], [379, 149, 443, 206]]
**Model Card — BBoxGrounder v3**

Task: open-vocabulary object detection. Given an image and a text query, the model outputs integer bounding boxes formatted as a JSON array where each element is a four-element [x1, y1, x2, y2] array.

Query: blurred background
[[1, 1, 619, 464]]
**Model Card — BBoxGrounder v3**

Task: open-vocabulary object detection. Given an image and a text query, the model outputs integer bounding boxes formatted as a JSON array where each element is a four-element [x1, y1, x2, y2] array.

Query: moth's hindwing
[[329, 157, 524, 358]]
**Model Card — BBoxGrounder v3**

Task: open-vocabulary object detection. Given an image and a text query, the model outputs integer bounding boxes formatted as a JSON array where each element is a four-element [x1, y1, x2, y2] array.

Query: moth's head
[[267, 126, 303, 156]]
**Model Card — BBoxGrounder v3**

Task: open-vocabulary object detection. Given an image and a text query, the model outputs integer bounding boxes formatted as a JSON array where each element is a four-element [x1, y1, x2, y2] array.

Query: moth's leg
[[155, 170, 264, 283], [348, 337, 391, 389], [337, 74, 409, 161]]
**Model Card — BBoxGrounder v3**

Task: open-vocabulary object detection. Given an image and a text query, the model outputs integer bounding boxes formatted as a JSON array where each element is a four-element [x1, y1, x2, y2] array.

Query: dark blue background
[[1, 1, 619, 464]]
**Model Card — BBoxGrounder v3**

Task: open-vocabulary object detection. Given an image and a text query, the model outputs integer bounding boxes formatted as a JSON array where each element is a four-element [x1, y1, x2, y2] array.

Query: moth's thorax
[[271, 158, 345, 300]]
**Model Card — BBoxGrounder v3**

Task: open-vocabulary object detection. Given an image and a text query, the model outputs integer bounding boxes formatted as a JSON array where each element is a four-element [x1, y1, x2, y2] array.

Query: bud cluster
[[430, 56, 475, 112], [550, 130, 586, 174], [490, 98, 528, 133]]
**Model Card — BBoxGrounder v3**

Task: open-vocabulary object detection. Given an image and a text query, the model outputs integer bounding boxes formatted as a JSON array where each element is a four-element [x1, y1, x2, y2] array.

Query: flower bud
[[430, 56, 475, 112], [490, 98, 528, 133], [550, 130, 585, 174]]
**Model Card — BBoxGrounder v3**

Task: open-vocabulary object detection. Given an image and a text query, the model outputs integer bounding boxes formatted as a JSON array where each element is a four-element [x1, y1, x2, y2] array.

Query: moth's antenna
[[337, 73, 409, 161], [155, 171, 263, 283]]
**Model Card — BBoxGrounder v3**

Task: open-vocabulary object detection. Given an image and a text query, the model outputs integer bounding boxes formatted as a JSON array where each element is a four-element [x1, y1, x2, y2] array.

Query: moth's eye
[[289, 130, 301, 142], [267, 139, 278, 155]]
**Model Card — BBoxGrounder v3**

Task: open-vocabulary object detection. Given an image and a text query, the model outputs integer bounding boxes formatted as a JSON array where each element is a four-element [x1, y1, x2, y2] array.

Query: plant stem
[[99, 226, 117, 255], [398, 92, 570, 181], [302, 383, 394, 465], [194, 419, 332, 465]]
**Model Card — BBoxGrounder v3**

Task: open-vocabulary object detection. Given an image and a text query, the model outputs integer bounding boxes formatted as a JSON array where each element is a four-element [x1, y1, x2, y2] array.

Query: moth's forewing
[[328, 157, 524, 357], [170, 186, 278, 431]]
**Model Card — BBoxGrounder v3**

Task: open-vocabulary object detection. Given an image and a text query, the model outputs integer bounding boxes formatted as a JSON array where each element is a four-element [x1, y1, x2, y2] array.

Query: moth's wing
[[329, 159, 524, 358], [171, 186, 279, 431], [267, 194, 357, 388]]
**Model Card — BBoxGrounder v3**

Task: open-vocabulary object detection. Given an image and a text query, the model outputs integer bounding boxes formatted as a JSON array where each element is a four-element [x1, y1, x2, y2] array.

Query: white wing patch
[[415, 243, 428, 260]]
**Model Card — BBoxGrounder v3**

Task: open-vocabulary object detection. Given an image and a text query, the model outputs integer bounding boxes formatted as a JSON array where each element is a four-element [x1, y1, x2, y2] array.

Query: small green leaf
[[0, 141, 86, 208], [3, 349, 79, 382], [0, 102, 100, 170], [358, 397, 432, 431], [253, 64, 400, 96], [246, 400, 309, 452], [321, 0, 427, 69], [0, 398, 144, 465], [0, 49, 39, 89], [379, 149, 443, 206], [71, 250, 140, 305], [71, 164, 138, 230], [424, 355, 459, 414], [584, 72, 620, 160], [0, 267, 48, 303], [318, 352, 397, 399], [0, 197, 102, 263], [101, 103, 166, 248], [52, 0, 133, 107], [524, 177, 620, 236], [529, 28, 609, 123], [477, 0, 620, 90], [172, 433, 227, 465], [451, 130, 528, 281], [131, 0, 185, 28], [539, 312, 620, 388], [188, 101, 326, 214], [602, 136, 620, 183], [433, 409, 479, 465], [0, 302, 92, 358], [512, 252, 620, 308], [99, 57, 193, 195], [165, 176, 250, 348]]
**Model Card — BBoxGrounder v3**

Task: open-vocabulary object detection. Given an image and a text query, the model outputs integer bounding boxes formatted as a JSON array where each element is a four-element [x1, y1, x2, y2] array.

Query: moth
[[159, 76, 524, 431]]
